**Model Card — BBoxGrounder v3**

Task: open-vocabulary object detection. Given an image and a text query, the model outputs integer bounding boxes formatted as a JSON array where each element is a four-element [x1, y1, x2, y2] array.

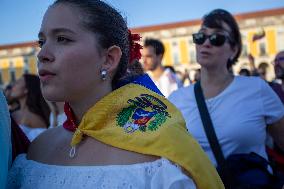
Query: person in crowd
[[270, 50, 284, 104], [183, 69, 191, 86], [247, 53, 258, 76], [238, 68, 251, 76], [142, 38, 182, 97], [6, 1, 223, 188], [258, 62, 269, 81], [0, 91, 11, 189], [164, 65, 176, 74], [10, 116, 30, 161], [192, 69, 201, 84], [175, 69, 191, 86], [247, 53, 270, 80], [9, 74, 50, 141], [169, 7, 284, 180], [3, 84, 30, 159], [3, 84, 20, 112], [266, 50, 284, 173]]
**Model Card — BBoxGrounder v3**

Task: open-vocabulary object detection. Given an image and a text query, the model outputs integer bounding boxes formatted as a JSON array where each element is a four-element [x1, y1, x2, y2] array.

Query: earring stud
[[100, 69, 107, 81]]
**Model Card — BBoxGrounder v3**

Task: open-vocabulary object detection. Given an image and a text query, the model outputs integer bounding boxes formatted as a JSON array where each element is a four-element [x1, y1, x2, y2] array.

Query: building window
[[172, 41, 178, 47], [188, 38, 193, 45], [189, 50, 196, 63], [10, 70, 16, 83], [242, 45, 248, 57], [173, 53, 179, 64], [24, 56, 29, 73], [259, 42, 266, 56], [277, 29, 284, 50]]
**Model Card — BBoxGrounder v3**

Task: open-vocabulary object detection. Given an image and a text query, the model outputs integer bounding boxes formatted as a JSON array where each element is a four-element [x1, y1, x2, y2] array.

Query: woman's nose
[[203, 37, 211, 46], [37, 44, 55, 64]]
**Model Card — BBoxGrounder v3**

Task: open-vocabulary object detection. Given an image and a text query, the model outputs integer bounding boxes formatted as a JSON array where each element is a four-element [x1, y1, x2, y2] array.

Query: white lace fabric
[[7, 154, 196, 189]]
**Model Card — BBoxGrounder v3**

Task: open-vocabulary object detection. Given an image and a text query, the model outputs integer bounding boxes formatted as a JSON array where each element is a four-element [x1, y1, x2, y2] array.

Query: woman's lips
[[38, 70, 56, 82], [199, 51, 212, 59], [200, 51, 211, 56]]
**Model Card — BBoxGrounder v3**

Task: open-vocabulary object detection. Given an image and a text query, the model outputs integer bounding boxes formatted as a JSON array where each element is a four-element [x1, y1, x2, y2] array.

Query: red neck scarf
[[63, 102, 77, 132]]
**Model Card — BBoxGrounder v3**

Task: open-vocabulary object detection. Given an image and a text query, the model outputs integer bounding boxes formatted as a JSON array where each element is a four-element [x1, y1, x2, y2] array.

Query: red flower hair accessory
[[128, 29, 143, 64]]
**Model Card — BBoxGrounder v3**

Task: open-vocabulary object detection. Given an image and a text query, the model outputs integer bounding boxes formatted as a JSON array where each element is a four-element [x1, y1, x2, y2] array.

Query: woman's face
[[274, 51, 284, 79], [11, 77, 27, 100], [37, 4, 106, 103], [195, 22, 237, 70]]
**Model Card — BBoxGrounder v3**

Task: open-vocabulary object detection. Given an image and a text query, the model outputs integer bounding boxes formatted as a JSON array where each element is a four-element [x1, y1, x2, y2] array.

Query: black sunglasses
[[192, 33, 231, 47]]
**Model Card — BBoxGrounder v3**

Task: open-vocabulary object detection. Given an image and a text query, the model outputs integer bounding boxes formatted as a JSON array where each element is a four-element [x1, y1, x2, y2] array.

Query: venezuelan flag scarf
[[63, 74, 224, 189]]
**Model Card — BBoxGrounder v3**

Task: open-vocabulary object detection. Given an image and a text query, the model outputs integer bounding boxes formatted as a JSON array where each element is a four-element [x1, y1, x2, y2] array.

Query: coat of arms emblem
[[116, 94, 171, 133]]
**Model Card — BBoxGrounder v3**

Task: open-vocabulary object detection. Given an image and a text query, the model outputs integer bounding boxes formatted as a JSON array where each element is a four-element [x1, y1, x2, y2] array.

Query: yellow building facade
[[0, 7, 284, 86], [0, 42, 38, 86]]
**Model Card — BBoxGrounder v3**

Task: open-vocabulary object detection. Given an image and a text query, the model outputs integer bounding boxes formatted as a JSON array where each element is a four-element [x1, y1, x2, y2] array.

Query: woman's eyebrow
[[38, 28, 76, 38]]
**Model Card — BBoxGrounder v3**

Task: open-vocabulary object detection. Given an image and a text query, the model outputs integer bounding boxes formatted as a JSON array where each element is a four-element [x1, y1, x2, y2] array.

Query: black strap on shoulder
[[194, 81, 226, 168]]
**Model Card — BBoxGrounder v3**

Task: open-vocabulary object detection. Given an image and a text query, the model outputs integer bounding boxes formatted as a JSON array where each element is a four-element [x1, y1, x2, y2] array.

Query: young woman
[[10, 74, 50, 141], [7, 1, 223, 188], [169, 9, 284, 187]]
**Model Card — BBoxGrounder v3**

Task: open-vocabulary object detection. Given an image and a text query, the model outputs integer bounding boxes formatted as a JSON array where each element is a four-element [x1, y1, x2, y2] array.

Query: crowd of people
[[1, 0, 284, 188]]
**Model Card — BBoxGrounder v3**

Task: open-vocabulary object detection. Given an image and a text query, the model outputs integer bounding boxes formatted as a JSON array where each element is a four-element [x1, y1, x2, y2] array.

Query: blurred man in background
[[142, 38, 182, 97], [271, 50, 284, 104]]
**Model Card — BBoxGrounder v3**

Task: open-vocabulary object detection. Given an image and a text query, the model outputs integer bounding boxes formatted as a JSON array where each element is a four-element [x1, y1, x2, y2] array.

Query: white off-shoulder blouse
[[7, 154, 196, 189]]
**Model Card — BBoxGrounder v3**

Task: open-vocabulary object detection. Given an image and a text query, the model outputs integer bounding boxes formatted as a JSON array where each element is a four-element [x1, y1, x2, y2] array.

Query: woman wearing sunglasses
[[169, 9, 284, 187]]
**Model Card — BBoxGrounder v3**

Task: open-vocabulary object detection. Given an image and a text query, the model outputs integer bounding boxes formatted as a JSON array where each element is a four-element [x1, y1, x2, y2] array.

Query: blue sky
[[0, 0, 284, 45]]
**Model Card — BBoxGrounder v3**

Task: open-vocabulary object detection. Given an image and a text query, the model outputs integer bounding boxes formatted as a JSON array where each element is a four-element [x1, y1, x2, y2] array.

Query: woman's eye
[[38, 40, 45, 48], [57, 36, 70, 43]]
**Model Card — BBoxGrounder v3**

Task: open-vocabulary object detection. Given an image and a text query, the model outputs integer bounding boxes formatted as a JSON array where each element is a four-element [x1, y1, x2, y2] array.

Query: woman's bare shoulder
[[27, 126, 72, 161]]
